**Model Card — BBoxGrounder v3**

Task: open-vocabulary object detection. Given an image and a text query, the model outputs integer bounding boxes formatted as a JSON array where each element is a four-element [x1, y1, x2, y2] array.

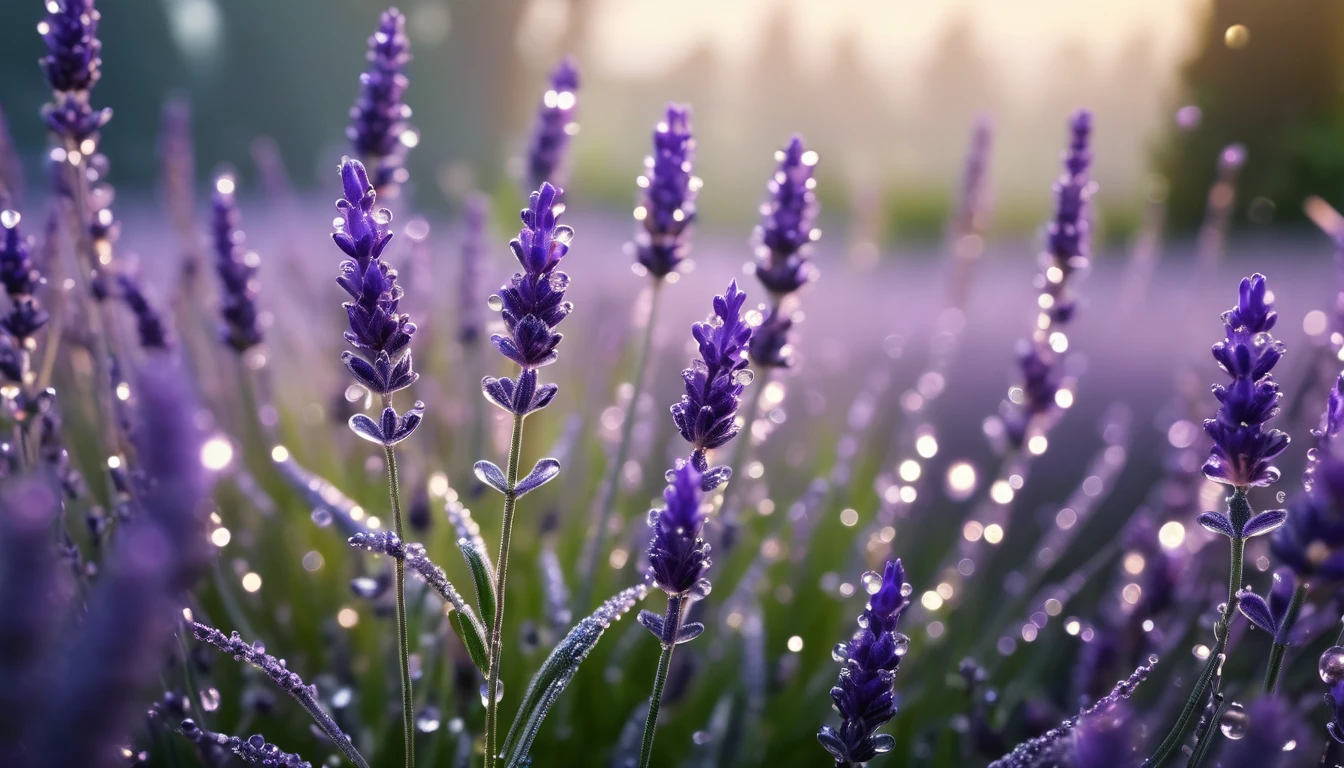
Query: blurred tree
[[1157, 0, 1344, 231]]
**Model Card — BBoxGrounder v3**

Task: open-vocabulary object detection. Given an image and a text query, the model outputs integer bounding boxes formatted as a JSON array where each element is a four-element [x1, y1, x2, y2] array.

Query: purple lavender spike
[[212, 174, 265, 353], [39, 0, 113, 147], [647, 462, 710, 598], [632, 103, 699, 279], [670, 281, 754, 460], [179, 720, 312, 768], [526, 57, 580, 191], [347, 8, 415, 199], [0, 210, 50, 352], [818, 560, 911, 766], [998, 110, 1093, 450], [750, 136, 820, 369], [117, 271, 173, 351], [1272, 375, 1344, 578]]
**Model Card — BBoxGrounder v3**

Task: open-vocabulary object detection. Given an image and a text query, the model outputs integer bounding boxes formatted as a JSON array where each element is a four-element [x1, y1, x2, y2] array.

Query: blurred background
[[1, 0, 1343, 243]]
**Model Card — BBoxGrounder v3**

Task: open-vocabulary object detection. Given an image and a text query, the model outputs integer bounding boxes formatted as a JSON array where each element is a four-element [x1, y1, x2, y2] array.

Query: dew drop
[[1219, 701, 1249, 740], [732, 369, 755, 386], [689, 578, 713, 600], [1276, 491, 1286, 504], [0, 210, 18, 229], [480, 681, 504, 705], [647, 510, 661, 527], [871, 734, 896, 753], [832, 643, 850, 662], [310, 508, 333, 528], [665, 469, 676, 483], [893, 633, 910, 657], [1320, 646, 1344, 684], [416, 706, 441, 733], [861, 571, 883, 595], [487, 294, 504, 311], [899, 583, 914, 598]]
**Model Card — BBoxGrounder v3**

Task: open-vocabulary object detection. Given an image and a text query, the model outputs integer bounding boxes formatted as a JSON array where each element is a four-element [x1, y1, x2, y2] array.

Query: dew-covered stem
[[578, 280, 663, 612], [638, 593, 684, 768], [383, 391, 414, 768], [485, 411, 526, 768]]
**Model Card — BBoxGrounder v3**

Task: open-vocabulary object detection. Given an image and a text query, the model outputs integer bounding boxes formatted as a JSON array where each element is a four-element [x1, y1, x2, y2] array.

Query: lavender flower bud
[[333, 159, 419, 402], [39, 0, 102, 94], [999, 111, 1093, 448], [527, 58, 580, 191], [670, 281, 753, 456], [818, 559, 911, 767], [633, 104, 698, 278], [0, 210, 49, 346], [117, 272, 172, 351], [458, 192, 489, 345], [211, 175, 265, 353], [647, 461, 710, 597], [347, 8, 414, 199], [1203, 274, 1289, 488], [754, 136, 820, 297], [488, 182, 573, 372], [180, 720, 312, 768]]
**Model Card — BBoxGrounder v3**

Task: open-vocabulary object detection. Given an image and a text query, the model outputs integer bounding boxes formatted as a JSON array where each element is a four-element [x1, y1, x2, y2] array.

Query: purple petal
[[1197, 511, 1236, 538], [1236, 591, 1275, 633], [1241, 509, 1288, 539]]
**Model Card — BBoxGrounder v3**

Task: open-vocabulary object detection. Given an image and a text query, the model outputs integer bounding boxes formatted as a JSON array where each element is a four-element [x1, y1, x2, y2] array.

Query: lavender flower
[[180, 720, 312, 768], [211, 174, 265, 353], [333, 158, 419, 400], [670, 280, 753, 464], [347, 8, 414, 198], [818, 559, 911, 767], [999, 110, 1093, 448], [750, 136, 819, 368], [1201, 274, 1289, 490], [0, 210, 49, 349], [458, 192, 489, 345], [647, 461, 710, 598], [526, 58, 580, 191], [1272, 377, 1344, 577], [117, 272, 172, 351], [632, 104, 698, 278], [38, 0, 112, 146], [481, 183, 572, 415]]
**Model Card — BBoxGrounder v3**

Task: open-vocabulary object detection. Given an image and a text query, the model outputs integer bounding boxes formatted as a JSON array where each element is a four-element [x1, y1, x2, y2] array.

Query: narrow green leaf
[[501, 584, 649, 767], [459, 536, 497, 629], [452, 610, 490, 674]]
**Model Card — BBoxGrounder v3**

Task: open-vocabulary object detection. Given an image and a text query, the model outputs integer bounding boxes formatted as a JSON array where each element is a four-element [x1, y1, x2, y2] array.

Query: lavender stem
[[1263, 582, 1307, 694], [485, 411, 526, 768], [638, 594, 684, 768], [382, 393, 415, 768], [578, 280, 664, 612]]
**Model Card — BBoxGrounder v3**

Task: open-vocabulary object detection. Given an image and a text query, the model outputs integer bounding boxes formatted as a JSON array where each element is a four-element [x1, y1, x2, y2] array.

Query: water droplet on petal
[[832, 642, 850, 662], [732, 369, 755, 386], [1219, 701, 1249, 740], [1320, 646, 1344, 684], [861, 571, 883, 595], [871, 734, 896, 753], [0, 210, 19, 229], [893, 633, 910, 657], [487, 294, 504, 311], [900, 583, 914, 598]]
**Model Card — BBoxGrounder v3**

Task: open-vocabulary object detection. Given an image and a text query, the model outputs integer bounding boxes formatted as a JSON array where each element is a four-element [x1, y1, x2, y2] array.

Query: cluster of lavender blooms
[[749, 136, 820, 369], [347, 8, 415, 199], [211, 174, 265, 353], [631, 104, 699, 279], [0, 211, 49, 382], [996, 110, 1093, 450], [39, 0, 112, 146], [817, 559, 912, 766], [526, 58, 579, 191]]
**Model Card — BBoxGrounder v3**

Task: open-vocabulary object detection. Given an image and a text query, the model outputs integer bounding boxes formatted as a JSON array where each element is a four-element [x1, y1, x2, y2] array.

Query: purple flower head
[[490, 183, 573, 370], [754, 135, 819, 298], [211, 175, 265, 353], [998, 111, 1093, 449], [1203, 274, 1289, 487], [671, 281, 754, 456], [1271, 377, 1344, 578], [0, 210, 42, 298], [332, 159, 416, 371], [527, 57, 580, 191], [118, 272, 172, 351], [633, 103, 698, 278], [647, 460, 710, 596], [181, 720, 312, 768], [818, 559, 911, 767], [347, 8, 414, 198], [42, 92, 112, 147], [39, 0, 102, 94]]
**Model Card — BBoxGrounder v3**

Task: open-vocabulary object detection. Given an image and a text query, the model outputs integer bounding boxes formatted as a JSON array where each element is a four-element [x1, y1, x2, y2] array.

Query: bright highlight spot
[[1158, 521, 1186, 550], [786, 635, 804, 653], [201, 435, 234, 471], [241, 572, 262, 593]]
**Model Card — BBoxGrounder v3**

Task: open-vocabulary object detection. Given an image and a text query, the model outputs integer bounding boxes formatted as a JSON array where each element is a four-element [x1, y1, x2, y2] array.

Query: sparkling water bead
[[893, 633, 910, 657], [480, 680, 505, 705], [832, 643, 850, 662], [1320, 646, 1344, 684], [861, 570, 883, 595], [871, 734, 896, 754], [1218, 701, 1249, 740]]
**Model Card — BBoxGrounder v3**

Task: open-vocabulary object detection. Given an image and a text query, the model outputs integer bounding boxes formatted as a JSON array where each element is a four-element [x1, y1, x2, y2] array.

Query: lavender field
[[4, 1, 1344, 767]]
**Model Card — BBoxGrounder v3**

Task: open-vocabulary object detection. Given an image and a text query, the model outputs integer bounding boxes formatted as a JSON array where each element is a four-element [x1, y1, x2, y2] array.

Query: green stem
[[1184, 695, 1227, 768], [1144, 502, 1246, 768], [485, 411, 526, 768], [638, 594, 685, 768], [382, 393, 415, 768], [576, 281, 663, 613], [1263, 583, 1308, 694]]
